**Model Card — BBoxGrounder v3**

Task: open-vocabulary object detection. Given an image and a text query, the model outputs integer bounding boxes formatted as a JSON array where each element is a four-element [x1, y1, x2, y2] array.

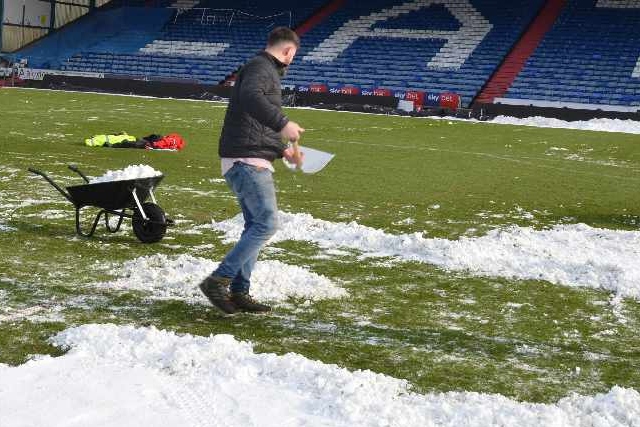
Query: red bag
[[151, 133, 186, 150]]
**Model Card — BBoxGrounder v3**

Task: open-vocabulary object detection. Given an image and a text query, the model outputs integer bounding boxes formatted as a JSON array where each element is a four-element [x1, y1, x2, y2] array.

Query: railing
[[170, 8, 292, 29]]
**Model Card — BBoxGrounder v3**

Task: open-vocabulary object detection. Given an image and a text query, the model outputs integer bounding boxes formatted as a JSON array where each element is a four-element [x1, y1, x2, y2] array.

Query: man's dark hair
[[267, 27, 300, 48]]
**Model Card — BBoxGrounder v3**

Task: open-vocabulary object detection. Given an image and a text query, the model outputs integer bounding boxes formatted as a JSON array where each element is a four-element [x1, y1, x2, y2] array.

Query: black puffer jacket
[[218, 52, 289, 161]]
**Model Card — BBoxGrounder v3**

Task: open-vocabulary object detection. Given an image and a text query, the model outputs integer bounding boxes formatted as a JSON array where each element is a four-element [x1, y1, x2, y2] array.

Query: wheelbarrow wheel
[[132, 202, 167, 243]]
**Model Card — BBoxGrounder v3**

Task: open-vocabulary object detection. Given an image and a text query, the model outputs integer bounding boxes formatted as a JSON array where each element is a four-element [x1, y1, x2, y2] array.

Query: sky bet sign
[[303, 0, 492, 70]]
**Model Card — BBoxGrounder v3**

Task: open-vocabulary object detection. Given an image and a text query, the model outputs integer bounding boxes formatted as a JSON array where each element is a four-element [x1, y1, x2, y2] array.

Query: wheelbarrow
[[28, 164, 173, 243]]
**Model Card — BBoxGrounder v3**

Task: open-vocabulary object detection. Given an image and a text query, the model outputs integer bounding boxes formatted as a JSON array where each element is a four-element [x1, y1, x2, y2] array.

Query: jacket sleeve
[[238, 65, 289, 132]]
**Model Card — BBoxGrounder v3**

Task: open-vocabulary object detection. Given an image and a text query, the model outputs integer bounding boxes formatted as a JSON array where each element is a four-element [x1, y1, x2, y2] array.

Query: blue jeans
[[213, 162, 278, 293]]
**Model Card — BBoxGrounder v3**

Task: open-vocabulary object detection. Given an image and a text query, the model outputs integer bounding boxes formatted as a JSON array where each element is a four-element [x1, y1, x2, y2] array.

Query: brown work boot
[[230, 292, 271, 313], [199, 275, 236, 314]]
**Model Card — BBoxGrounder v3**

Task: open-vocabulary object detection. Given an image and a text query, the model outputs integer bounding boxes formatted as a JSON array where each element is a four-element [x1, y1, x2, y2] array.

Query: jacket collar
[[261, 51, 288, 73]]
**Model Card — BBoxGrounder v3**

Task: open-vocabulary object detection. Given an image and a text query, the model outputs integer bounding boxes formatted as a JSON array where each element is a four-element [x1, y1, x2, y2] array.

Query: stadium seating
[[284, 0, 545, 106], [13, 0, 543, 104], [12, 0, 640, 109], [504, 0, 640, 107], [58, 1, 325, 84], [16, 7, 174, 70]]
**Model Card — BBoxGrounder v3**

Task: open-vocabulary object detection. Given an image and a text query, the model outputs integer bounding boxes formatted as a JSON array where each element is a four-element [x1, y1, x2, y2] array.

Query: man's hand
[[283, 143, 304, 167], [280, 121, 305, 142]]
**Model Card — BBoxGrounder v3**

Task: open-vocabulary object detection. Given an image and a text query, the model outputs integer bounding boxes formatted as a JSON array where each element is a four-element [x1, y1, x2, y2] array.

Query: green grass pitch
[[0, 87, 639, 403]]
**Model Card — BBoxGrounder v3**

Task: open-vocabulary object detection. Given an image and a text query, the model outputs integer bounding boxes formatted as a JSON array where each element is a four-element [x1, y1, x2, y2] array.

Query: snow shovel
[[282, 140, 334, 174]]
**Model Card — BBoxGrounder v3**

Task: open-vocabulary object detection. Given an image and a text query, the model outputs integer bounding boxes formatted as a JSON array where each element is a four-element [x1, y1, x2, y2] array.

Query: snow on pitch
[[490, 116, 640, 134], [0, 323, 638, 427], [212, 212, 640, 299], [97, 254, 346, 303], [0, 223, 16, 232], [89, 164, 162, 184]]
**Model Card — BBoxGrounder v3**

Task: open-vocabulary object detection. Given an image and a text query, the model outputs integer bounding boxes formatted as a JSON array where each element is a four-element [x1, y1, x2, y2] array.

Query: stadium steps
[[474, 0, 567, 104], [295, 0, 347, 36]]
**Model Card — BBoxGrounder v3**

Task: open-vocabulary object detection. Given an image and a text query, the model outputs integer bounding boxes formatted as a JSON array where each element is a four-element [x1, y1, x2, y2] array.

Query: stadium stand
[[58, 1, 324, 84], [9, 0, 640, 111], [12, 0, 543, 102], [499, 0, 640, 108], [474, 0, 567, 104], [283, 0, 545, 106], [14, 7, 174, 70]]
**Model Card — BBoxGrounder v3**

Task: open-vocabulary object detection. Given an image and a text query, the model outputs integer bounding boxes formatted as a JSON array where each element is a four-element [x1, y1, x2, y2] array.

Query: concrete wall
[[1, 0, 112, 53]]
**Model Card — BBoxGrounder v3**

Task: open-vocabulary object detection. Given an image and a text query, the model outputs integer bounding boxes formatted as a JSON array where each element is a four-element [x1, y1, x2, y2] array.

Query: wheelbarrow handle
[[28, 167, 75, 205], [68, 164, 90, 183]]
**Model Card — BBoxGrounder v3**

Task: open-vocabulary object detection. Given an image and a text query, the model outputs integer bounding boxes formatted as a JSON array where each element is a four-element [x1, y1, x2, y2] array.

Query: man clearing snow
[[199, 27, 304, 314]]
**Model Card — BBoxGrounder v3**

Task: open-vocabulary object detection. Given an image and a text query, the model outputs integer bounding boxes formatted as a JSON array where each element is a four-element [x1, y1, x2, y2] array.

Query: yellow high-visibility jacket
[[85, 133, 137, 147]]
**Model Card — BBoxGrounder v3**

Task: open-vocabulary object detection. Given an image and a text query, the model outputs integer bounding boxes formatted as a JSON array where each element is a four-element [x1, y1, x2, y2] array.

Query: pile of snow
[[0, 323, 638, 427], [212, 212, 640, 299], [89, 164, 162, 184], [96, 254, 346, 303], [491, 116, 640, 134]]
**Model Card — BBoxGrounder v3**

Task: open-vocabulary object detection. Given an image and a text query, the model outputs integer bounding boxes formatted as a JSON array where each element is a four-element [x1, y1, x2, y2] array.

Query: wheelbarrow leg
[[104, 210, 126, 233], [75, 207, 105, 238], [131, 187, 149, 220]]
